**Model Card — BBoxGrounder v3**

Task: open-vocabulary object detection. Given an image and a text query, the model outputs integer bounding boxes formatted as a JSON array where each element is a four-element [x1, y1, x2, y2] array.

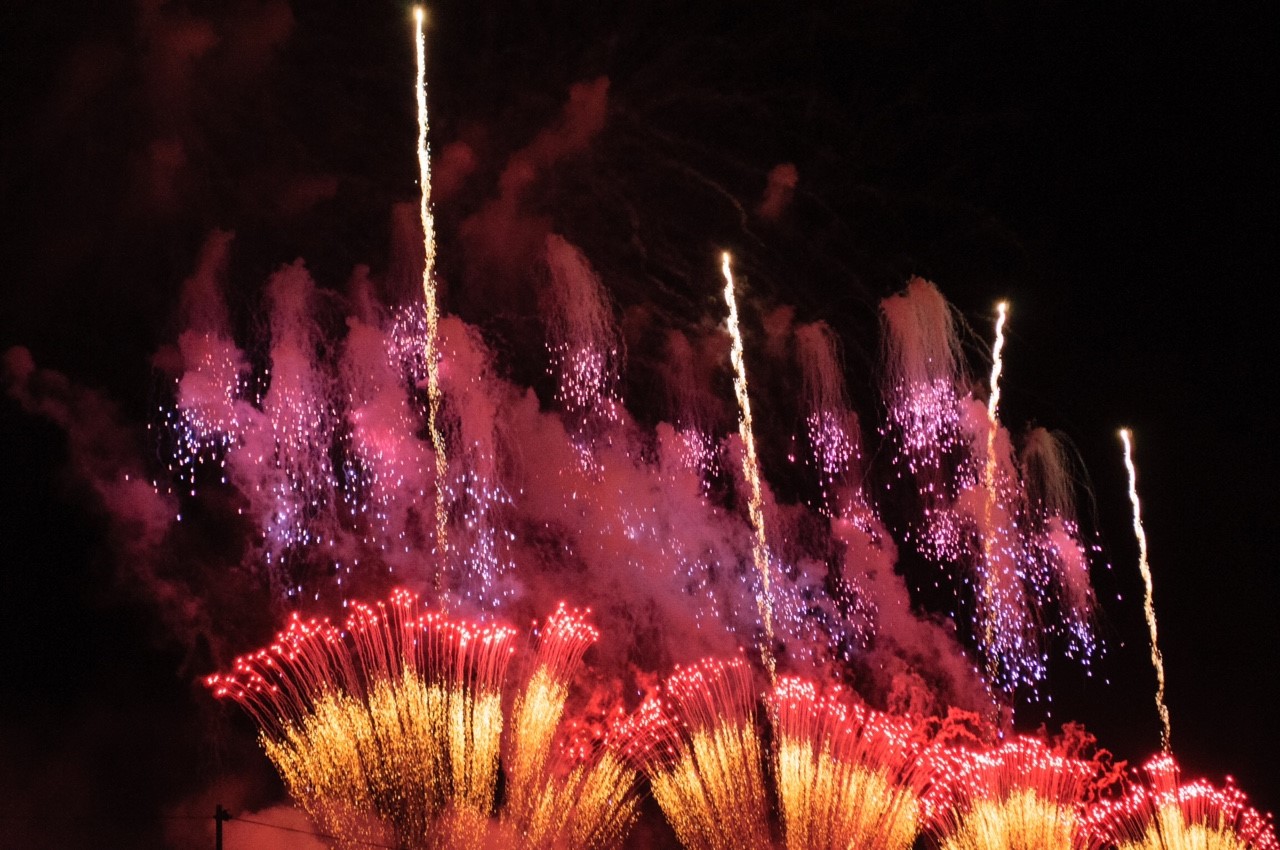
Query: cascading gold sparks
[[1120, 427, 1171, 752], [721, 252, 776, 680], [980, 301, 1009, 688], [925, 737, 1094, 850], [771, 677, 924, 850], [415, 6, 449, 571], [618, 658, 773, 850], [505, 605, 641, 850]]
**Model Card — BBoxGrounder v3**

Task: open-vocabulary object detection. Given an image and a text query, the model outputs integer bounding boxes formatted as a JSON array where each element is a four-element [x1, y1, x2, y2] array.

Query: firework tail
[[979, 301, 1010, 690], [721, 252, 777, 681], [1120, 428, 1171, 752], [415, 7, 450, 577]]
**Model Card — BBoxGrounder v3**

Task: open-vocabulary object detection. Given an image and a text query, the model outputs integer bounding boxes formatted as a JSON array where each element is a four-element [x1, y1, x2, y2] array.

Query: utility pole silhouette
[[215, 804, 231, 850]]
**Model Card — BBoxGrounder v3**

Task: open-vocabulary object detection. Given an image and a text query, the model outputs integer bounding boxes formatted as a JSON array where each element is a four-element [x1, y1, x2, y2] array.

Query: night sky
[[1, 2, 1275, 848]]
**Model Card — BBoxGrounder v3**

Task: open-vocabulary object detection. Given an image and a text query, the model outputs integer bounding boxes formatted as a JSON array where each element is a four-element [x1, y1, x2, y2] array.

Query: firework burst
[[877, 279, 1099, 696]]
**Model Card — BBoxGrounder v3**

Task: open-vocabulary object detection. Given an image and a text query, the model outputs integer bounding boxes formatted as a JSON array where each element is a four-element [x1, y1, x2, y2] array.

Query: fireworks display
[[1, 3, 1275, 849], [184, 11, 1273, 849]]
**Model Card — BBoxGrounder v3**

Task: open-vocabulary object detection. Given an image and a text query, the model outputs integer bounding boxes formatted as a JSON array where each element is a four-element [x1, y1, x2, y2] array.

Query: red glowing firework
[[1085, 753, 1279, 850]]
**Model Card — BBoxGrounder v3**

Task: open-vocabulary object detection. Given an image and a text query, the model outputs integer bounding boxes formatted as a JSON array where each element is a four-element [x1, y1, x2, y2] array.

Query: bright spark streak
[[1120, 427, 1171, 752], [415, 6, 449, 573], [980, 301, 1009, 689], [986, 302, 1009, 430], [721, 252, 776, 681]]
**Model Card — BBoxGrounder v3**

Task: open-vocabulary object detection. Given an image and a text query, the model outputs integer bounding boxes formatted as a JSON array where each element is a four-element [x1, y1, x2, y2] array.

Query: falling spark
[[721, 252, 776, 680], [980, 301, 1009, 688], [415, 6, 449, 571], [1120, 427, 1171, 752]]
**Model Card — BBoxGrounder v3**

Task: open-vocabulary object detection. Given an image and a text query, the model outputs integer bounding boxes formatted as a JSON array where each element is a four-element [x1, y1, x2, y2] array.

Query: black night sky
[[1, 2, 1275, 848]]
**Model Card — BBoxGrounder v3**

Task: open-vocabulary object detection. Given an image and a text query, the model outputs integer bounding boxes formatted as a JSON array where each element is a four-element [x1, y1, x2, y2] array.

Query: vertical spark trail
[[984, 302, 1009, 464], [1120, 428, 1171, 752], [980, 302, 1009, 688], [721, 252, 776, 680], [415, 6, 449, 571]]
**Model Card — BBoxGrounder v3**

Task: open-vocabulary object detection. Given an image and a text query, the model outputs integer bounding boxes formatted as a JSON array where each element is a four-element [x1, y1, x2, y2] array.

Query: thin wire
[[230, 815, 399, 849]]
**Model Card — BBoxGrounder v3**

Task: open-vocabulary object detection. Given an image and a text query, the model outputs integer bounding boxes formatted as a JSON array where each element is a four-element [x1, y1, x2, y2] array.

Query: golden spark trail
[[980, 301, 1009, 689], [721, 252, 776, 680], [985, 302, 1009, 457], [415, 6, 449, 572], [1120, 427, 1171, 752]]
